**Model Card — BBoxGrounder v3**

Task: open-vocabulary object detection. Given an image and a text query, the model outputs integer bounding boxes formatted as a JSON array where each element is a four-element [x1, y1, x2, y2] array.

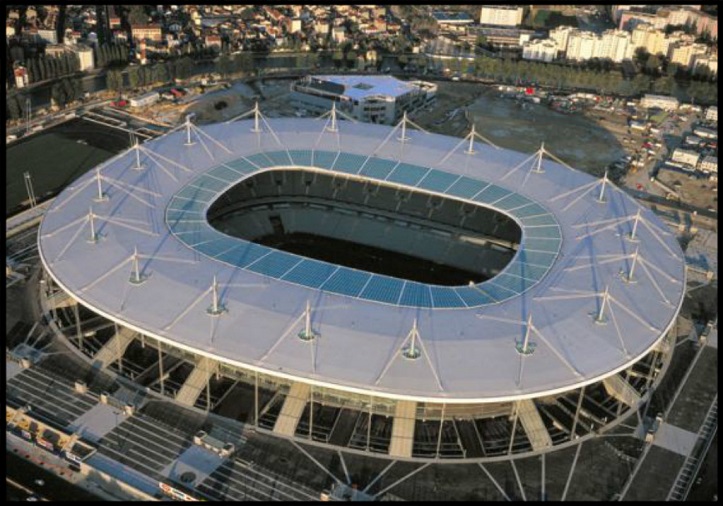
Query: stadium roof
[[38, 115, 686, 403]]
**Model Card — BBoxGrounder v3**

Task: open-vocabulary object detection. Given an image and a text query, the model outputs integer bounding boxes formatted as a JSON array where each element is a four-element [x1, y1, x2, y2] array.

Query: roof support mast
[[184, 114, 195, 146], [597, 169, 608, 203], [628, 209, 641, 241], [622, 247, 639, 283], [252, 101, 261, 133], [594, 285, 610, 324]]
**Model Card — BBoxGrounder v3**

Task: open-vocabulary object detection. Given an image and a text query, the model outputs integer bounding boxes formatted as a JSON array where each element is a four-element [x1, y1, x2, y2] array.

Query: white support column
[[389, 400, 417, 458], [597, 170, 608, 203], [130, 246, 144, 284], [24, 172, 37, 208], [254, 370, 259, 428], [622, 247, 639, 283], [403, 318, 421, 359], [570, 385, 585, 438], [516, 314, 536, 355], [274, 382, 311, 436], [373, 463, 431, 499], [628, 209, 641, 241], [508, 401, 520, 455], [327, 103, 338, 133], [362, 460, 397, 494], [367, 396, 373, 451], [132, 139, 143, 170], [309, 385, 314, 440], [541, 452, 546, 501], [157, 340, 165, 396], [594, 285, 609, 324], [74, 302, 82, 351], [251, 101, 261, 133], [397, 111, 410, 142], [561, 440, 583, 501], [532, 143, 545, 173], [435, 403, 446, 459], [184, 114, 195, 146], [207, 275, 225, 316], [298, 300, 317, 341], [87, 207, 97, 243], [465, 124, 477, 154], [94, 168, 107, 202]]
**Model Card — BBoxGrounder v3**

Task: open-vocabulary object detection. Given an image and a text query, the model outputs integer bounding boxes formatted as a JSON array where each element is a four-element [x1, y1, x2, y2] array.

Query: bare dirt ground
[[407, 81, 625, 176], [465, 88, 625, 175]]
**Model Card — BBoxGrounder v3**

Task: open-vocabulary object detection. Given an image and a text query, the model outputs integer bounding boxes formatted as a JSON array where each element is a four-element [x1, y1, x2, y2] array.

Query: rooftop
[[37, 117, 686, 403], [308, 75, 429, 101]]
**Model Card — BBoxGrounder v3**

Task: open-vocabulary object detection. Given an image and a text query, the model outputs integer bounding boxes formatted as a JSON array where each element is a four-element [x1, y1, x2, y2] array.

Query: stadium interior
[[207, 169, 521, 286]]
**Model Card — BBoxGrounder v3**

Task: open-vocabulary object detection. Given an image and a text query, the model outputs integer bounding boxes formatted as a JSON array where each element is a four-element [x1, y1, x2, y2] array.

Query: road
[[7, 97, 113, 139]]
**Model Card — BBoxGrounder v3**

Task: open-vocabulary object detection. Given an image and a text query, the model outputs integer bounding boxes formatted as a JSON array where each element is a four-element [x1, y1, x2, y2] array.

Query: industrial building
[[290, 75, 437, 124]]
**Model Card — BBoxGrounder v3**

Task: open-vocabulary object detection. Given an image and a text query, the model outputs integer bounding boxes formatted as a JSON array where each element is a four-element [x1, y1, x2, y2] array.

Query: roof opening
[[207, 169, 521, 287]]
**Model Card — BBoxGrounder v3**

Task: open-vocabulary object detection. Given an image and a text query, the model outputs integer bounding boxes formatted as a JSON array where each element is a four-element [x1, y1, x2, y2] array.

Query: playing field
[[6, 119, 128, 214]]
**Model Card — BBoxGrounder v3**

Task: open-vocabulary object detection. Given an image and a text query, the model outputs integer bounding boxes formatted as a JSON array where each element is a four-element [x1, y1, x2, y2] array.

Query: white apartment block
[[566, 31, 597, 61], [479, 5, 525, 27], [596, 29, 633, 62], [668, 42, 709, 68], [549, 26, 575, 55], [704, 106, 717, 123], [671, 148, 700, 167], [631, 24, 667, 55], [522, 39, 558, 62], [699, 155, 717, 174], [71, 44, 94, 71], [692, 54, 718, 76]]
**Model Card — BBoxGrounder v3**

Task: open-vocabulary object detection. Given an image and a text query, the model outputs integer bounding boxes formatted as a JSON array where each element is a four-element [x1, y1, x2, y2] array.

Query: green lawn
[[530, 10, 579, 29], [6, 133, 114, 213]]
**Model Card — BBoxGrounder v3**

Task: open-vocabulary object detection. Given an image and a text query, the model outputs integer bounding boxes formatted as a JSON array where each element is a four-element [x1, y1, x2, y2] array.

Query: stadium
[[37, 106, 686, 463]]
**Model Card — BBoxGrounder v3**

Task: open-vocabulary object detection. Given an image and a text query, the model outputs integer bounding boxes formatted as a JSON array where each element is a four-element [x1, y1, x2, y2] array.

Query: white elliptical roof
[[38, 114, 686, 403]]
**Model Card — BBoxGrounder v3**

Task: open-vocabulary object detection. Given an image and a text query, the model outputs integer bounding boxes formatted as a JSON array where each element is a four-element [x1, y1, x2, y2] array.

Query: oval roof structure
[[38, 117, 686, 403]]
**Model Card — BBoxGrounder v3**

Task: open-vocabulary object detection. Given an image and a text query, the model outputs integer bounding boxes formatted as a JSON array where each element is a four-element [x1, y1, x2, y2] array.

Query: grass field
[[529, 9, 579, 29], [6, 119, 128, 214]]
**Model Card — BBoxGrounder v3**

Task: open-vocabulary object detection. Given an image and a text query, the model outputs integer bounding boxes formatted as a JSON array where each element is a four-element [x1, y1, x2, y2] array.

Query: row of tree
[[25, 52, 81, 85], [50, 77, 84, 107], [105, 56, 202, 92], [94, 43, 129, 68], [6, 95, 28, 121], [465, 55, 717, 104]]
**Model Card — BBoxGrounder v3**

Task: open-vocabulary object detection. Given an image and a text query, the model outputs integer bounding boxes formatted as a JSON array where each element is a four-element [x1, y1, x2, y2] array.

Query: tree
[[653, 76, 676, 95], [645, 54, 661, 75], [62, 78, 75, 103], [631, 74, 651, 94], [28, 58, 40, 83], [666, 62, 680, 77], [177, 56, 193, 79], [7, 95, 21, 120], [51, 81, 67, 107], [217, 53, 231, 78], [616, 78, 635, 96], [154, 63, 168, 84], [107, 69, 123, 92], [633, 47, 650, 66], [128, 66, 140, 89], [72, 78, 83, 101], [332, 49, 343, 69]]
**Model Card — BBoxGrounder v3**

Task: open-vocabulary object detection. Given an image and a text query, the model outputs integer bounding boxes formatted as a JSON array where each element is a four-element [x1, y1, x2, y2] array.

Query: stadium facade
[[38, 109, 686, 462]]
